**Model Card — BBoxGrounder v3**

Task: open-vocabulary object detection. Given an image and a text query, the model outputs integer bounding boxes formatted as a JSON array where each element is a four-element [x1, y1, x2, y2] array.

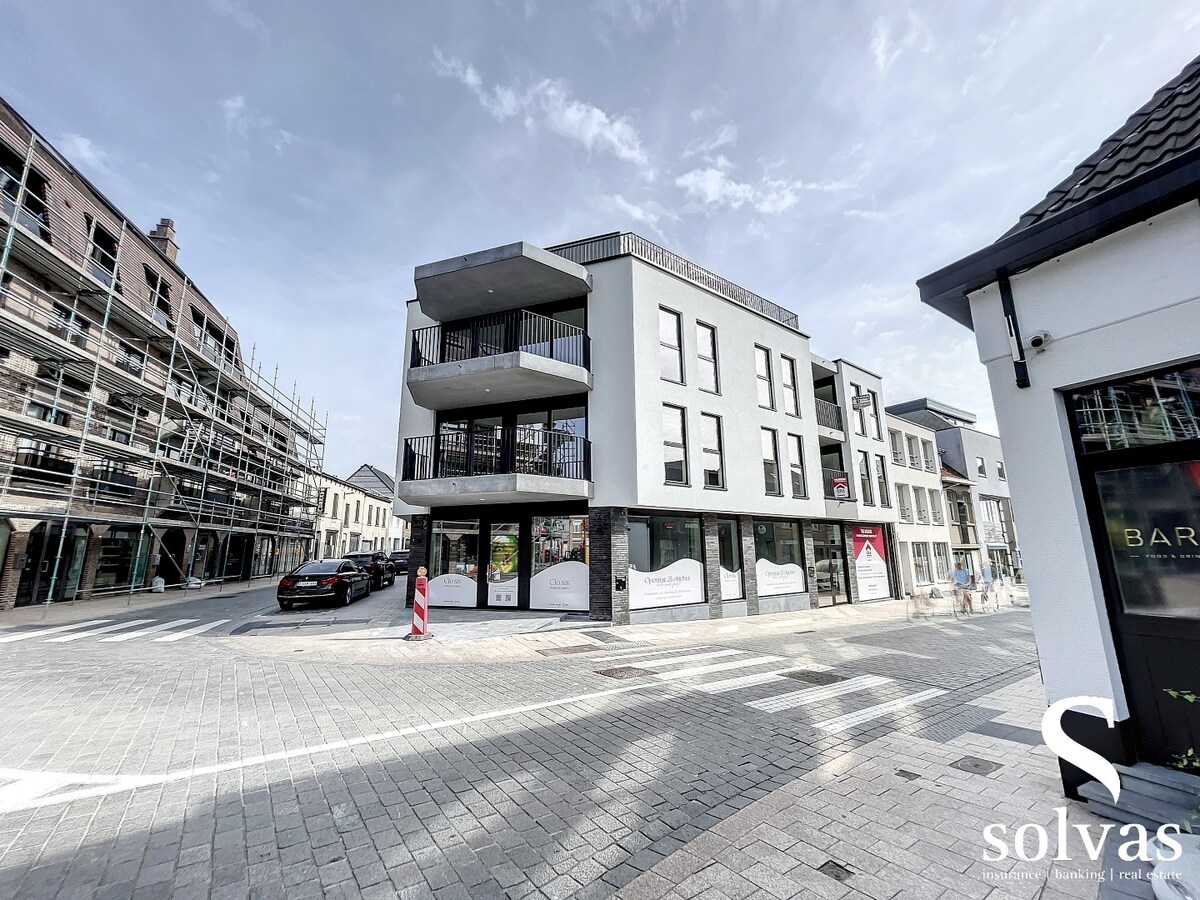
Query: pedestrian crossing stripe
[[596, 645, 708, 662], [747, 674, 892, 713], [693, 664, 834, 694], [811, 688, 946, 732], [653, 655, 784, 681], [636, 648, 744, 668], [0, 618, 230, 644]]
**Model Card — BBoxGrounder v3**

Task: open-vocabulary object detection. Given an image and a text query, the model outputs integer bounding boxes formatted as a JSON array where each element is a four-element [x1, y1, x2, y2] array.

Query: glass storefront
[[429, 520, 481, 607], [716, 518, 742, 600], [487, 523, 520, 607], [628, 513, 704, 609], [752, 519, 805, 597], [811, 522, 847, 607], [530, 515, 588, 611]]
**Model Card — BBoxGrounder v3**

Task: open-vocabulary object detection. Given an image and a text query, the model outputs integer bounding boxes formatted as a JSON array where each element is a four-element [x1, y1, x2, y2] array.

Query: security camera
[[1026, 331, 1052, 352]]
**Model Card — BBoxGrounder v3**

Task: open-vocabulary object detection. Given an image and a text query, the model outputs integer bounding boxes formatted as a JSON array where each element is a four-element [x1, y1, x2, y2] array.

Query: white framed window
[[781, 355, 800, 416], [659, 308, 683, 384], [755, 346, 774, 410], [663, 404, 688, 485], [997, 460, 1007, 481], [700, 413, 724, 489], [696, 322, 719, 393]]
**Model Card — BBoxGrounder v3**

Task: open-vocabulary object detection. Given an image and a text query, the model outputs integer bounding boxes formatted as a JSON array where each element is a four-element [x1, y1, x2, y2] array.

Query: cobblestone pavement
[[0, 596, 1105, 900]]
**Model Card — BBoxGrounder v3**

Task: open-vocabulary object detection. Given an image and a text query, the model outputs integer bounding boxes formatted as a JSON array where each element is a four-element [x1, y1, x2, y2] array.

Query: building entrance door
[[810, 523, 848, 607], [15, 523, 87, 606], [1070, 364, 1200, 767]]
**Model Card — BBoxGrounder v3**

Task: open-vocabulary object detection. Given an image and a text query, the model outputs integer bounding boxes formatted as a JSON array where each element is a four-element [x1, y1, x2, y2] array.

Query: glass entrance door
[[811, 523, 847, 607], [485, 522, 520, 607]]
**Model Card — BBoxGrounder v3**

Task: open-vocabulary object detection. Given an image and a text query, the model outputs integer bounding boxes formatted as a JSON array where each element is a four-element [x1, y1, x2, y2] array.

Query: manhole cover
[[817, 861, 852, 882], [895, 769, 921, 781], [537, 646, 596, 657], [950, 755, 1003, 775], [595, 666, 651, 679], [785, 670, 844, 685]]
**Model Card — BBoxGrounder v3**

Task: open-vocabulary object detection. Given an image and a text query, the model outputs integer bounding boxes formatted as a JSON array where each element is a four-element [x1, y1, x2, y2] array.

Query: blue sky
[[4, 1, 1199, 476]]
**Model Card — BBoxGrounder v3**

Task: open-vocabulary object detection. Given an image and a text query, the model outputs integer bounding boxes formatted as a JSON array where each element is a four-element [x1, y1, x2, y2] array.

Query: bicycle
[[906, 586, 960, 623]]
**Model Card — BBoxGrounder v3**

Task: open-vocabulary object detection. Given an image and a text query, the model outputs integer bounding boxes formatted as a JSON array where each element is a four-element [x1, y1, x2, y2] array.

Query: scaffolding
[[0, 96, 325, 606]]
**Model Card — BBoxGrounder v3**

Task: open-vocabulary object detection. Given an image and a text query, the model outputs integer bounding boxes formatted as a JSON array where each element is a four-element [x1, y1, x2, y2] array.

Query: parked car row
[[276, 551, 400, 610]]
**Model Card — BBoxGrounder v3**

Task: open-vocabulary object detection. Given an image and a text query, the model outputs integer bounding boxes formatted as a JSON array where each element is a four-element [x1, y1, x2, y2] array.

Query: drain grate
[[537, 646, 597, 657], [950, 755, 1003, 776], [785, 670, 844, 686], [816, 861, 853, 882], [595, 666, 652, 679], [895, 769, 922, 781], [581, 629, 627, 644]]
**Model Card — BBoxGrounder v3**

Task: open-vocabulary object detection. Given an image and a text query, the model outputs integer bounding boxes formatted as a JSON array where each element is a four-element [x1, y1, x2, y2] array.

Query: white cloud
[[689, 104, 717, 123], [592, 0, 689, 31], [58, 134, 108, 172], [600, 193, 676, 237], [870, 10, 933, 73], [201, 169, 221, 184], [676, 161, 853, 215], [432, 50, 652, 176], [844, 207, 898, 222], [683, 123, 738, 157], [220, 96, 299, 153], [221, 95, 252, 135], [206, 0, 270, 41]]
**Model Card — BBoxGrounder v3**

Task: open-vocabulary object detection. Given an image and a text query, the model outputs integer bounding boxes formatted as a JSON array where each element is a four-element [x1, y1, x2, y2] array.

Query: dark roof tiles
[[1005, 55, 1200, 236]]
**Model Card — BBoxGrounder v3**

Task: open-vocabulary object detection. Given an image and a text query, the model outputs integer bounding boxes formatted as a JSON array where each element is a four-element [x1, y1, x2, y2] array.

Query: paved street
[[0, 590, 1107, 900]]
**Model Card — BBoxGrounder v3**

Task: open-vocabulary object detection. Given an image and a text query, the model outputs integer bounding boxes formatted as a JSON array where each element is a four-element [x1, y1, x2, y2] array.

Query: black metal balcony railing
[[402, 426, 591, 482], [814, 398, 843, 431], [411, 309, 589, 370], [821, 467, 854, 500]]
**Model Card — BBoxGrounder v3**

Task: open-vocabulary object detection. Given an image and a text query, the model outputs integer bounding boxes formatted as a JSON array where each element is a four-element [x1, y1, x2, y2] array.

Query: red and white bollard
[[404, 566, 432, 641]]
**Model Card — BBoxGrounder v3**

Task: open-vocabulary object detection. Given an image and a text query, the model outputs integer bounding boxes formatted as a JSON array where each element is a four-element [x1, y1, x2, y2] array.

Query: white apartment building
[[889, 398, 1022, 582], [394, 234, 901, 624], [313, 471, 407, 559], [884, 414, 955, 597]]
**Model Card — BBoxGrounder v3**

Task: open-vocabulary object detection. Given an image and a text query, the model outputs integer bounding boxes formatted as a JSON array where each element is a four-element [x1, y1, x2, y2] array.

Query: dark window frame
[[696, 321, 720, 394], [659, 307, 684, 384], [663, 403, 689, 486], [700, 412, 725, 490]]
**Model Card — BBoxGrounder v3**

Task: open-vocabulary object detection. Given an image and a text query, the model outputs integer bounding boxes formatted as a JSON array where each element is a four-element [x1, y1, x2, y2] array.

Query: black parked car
[[389, 551, 410, 573], [342, 551, 396, 590], [277, 559, 371, 610]]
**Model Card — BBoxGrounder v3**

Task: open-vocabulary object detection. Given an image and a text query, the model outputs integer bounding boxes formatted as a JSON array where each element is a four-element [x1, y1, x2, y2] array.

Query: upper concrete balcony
[[407, 309, 591, 410], [415, 241, 591, 322], [398, 426, 592, 506]]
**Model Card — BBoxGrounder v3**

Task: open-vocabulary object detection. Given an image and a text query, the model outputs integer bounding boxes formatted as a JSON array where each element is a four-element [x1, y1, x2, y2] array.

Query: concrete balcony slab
[[407, 352, 592, 410], [397, 473, 592, 507]]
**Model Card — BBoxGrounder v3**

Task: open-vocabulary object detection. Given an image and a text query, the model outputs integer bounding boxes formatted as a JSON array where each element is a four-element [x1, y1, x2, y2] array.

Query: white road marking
[[811, 688, 946, 733], [0, 620, 113, 643], [99, 619, 200, 642], [43, 620, 155, 643], [595, 645, 705, 662], [691, 664, 833, 694], [747, 675, 892, 713], [653, 656, 783, 681], [0, 680, 664, 813], [151, 620, 230, 642], [639, 649, 745, 668]]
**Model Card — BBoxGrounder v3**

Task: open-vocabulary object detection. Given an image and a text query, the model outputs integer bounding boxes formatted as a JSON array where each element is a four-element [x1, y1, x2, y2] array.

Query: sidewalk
[[614, 671, 1104, 900], [0, 576, 277, 626]]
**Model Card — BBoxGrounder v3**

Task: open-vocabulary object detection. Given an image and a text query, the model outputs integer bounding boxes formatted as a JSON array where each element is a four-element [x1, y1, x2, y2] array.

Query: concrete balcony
[[408, 310, 591, 410], [415, 241, 591, 321], [398, 427, 592, 506]]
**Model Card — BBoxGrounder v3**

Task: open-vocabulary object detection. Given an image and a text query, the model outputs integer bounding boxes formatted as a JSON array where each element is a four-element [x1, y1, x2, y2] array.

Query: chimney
[[148, 218, 179, 262]]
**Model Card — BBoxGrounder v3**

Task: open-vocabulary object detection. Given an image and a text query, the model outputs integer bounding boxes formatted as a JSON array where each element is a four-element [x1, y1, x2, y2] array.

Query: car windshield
[[292, 561, 341, 575]]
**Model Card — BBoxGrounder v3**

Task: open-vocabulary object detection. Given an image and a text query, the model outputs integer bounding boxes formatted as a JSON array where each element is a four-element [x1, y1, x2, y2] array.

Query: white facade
[[313, 472, 408, 559], [885, 414, 955, 597]]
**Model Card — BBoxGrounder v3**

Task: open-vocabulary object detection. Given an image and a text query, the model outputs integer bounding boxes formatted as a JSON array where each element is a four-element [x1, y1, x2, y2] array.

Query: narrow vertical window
[[696, 322, 719, 393], [889, 430, 904, 465], [781, 355, 800, 416], [761, 428, 780, 495], [914, 487, 929, 523], [858, 450, 873, 505], [663, 404, 688, 484], [868, 390, 881, 439], [976, 456, 987, 477], [997, 461, 1007, 481], [659, 308, 683, 383], [787, 434, 806, 498], [851, 383, 866, 434], [700, 413, 724, 488], [921, 439, 936, 471], [755, 346, 774, 410], [906, 435, 921, 468], [875, 454, 890, 507]]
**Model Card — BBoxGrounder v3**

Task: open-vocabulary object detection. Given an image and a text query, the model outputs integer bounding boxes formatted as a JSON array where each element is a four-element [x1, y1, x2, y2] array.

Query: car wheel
[[388, 575, 396, 588], [278, 600, 293, 611], [341, 586, 352, 606]]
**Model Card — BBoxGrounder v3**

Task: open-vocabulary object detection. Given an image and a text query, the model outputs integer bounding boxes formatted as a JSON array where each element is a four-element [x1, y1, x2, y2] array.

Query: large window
[[868, 390, 881, 439], [663, 404, 688, 485], [761, 428, 780, 495], [781, 356, 800, 416], [906, 435, 921, 468], [858, 450, 873, 505], [755, 346, 774, 409], [913, 487, 929, 523], [851, 383, 866, 434], [628, 514, 704, 609], [875, 454, 890, 507], [696, 322, 719, 393], [946, 489, 976, 543], [889, 430, 904, 465], [912, 542, 932, 585], [933, 543, 951, 581], [787, 434, 806, 498], [659, 308, 683, 383], [1070, 363, 1200, 451], [922, 440, 936, 472], [929, 489, 943, 524], [700, 413, 724, 489], [753, 519, 805, 597], [897, 483, 912, 522]]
